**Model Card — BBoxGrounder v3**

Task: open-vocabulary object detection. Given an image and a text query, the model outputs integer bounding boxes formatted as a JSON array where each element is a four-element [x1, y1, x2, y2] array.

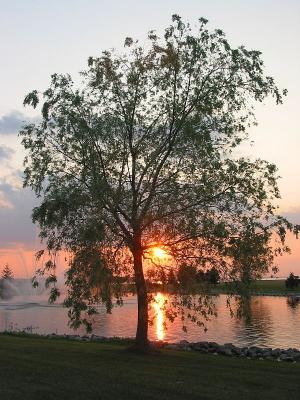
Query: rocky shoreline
[[5, 331, 300, 363], [162, 340, 300, 363]]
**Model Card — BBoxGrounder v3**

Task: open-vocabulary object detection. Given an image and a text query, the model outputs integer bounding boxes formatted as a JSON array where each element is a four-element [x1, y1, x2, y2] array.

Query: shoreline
[[211, 291, 300, 297], [2, 331, 300, 363]]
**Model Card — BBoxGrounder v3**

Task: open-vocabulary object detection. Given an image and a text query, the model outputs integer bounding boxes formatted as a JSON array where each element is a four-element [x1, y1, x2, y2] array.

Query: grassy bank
[[212, 279, 300, 295], [0, 334, 299, 400]]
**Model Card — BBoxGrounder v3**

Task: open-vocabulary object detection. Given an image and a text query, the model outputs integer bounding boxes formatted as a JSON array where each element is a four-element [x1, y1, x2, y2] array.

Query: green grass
[[212, 279, 300, 295], [0, 334, 299, 400], [249, 280, 299, 294]]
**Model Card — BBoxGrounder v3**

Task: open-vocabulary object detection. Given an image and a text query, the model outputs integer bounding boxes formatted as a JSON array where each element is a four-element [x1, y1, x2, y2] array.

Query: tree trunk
[[132, 235, 149, 352]]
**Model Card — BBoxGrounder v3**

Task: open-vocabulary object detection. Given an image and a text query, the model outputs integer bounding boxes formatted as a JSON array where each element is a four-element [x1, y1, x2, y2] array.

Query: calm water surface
[[0, 294, 299, 349]]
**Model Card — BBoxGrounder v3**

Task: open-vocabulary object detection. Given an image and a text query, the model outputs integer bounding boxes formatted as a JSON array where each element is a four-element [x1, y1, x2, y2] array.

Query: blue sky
[[0, 0, 299, 276]]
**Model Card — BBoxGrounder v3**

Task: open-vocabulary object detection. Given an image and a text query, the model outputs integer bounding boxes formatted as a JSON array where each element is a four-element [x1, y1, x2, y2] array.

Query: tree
[[195, 269, 206, 283], [167, 269, 177, 285], [177, 264, 197, 287], [285, 273, 299, 289], [206, 267, 220, 285], [0, 264, 14, 300], [195, 267, 220, 285], [1, 264, 14, 280], [20, 15, 297, 351]]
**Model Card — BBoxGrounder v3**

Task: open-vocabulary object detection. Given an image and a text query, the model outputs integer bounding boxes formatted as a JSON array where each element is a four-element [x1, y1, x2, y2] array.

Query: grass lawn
[[249, 279, 299, 294], [0, 334, 299, 400]]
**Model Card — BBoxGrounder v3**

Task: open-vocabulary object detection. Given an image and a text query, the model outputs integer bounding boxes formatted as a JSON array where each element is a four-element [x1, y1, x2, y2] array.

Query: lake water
[[0, 294, 299, 349]]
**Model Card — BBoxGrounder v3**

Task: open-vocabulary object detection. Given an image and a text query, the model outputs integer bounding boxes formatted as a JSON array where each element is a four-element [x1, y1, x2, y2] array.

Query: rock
[[218, 346, 232, 356], [280, 354, 294, 362], [90, 335, 105, 341], [151, 340, 167, 349], [165, 344, 180, 350], [201, 348, 209, 353], [292, 353, 300, 361], [261, 349, 272, 357], [179, 340, 189, 346], [47, 333, 58, 339], [191, 342, 202, 351], [191, 342, 209, 352], [247, 348, 258, 358], [177, 340, 191, 350], [224, 343, 235, 348], [271, 348, 281, 357], [208, 342, 219, 350], [20, 331, 298, 362], [232, 347, 242, 356], [199, 341, 209, 349], [224, 349, 233, 356]]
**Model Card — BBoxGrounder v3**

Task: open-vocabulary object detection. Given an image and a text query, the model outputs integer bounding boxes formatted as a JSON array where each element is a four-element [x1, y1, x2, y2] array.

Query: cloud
[[0, 110, 39, 135], [0, 145, 14, 161], [282, 209, 300, 225], [0, 183, 38, 248], [0, 111, 25, 135], [0, 191, 14, 209]]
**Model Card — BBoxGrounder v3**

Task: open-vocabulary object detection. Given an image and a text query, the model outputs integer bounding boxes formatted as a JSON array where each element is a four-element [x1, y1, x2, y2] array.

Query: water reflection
[[287, 296, 300, 309], [1, 294, 300, 349], [233, 296, 274, 347], [152, 293, 166, 340]]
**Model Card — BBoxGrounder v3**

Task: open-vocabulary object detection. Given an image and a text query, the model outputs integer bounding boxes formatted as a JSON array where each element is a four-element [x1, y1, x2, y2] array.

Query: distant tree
[[0, 264, 15, 300], [226, 223, 287, 287], [21, 15, 298, 351], [195, 269, 206, 283], [195, 267, 220, 285], [206, 267, 220, 285], [1, 264, 14, 280], [167, 269, 177, 285], [285, 273, 299, 289], [177, 265, 197, 287]]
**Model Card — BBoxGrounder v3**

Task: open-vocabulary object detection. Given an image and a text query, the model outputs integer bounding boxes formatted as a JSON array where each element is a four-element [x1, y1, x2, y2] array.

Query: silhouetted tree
[[1, 264, 14, 280], [21, 15, 297, 351], [177, 265, 197, 287], [0, 264, 15, 300], [206, 267, 220, 285], [195, 269, 206, 283], [285, 273, 299, 289], [167, 269, 177, 285]]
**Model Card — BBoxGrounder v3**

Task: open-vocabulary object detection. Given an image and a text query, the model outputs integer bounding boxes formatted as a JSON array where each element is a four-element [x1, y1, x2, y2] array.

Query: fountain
[[0, 279, 19, 300]]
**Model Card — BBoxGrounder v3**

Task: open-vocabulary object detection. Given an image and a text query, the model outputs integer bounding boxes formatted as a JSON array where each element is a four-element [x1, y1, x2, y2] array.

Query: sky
[[0, 0, 299, 277]]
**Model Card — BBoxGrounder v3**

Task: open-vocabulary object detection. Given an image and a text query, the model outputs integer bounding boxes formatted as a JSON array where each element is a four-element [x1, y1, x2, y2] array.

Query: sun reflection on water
[[152, 292, 166, 340]]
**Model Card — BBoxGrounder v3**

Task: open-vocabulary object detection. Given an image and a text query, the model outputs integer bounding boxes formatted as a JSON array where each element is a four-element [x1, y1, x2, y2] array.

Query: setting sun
[[152, 247, 167, 260]]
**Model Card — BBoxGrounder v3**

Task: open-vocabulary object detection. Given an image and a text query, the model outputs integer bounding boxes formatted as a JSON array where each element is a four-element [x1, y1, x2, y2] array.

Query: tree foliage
[[20, 15, 298, 349]]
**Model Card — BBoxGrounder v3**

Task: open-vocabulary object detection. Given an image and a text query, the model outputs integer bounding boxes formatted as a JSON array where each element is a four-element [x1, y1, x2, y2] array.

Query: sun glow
[[152, 292, 166, 341], [152, 247, 167, 260]]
